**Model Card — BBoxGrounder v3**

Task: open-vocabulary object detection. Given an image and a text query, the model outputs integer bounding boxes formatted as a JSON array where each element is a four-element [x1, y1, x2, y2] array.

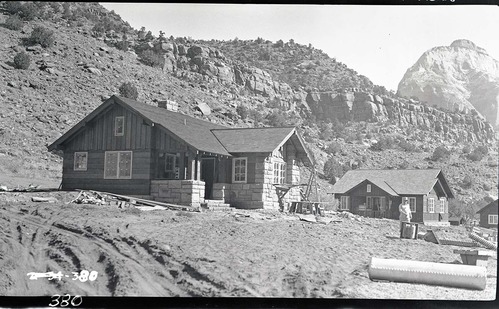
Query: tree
[[4, 15, 23, 31], [29, 26, 55, 48], [119, 82, 138, 100], [323, 157, 349, 183]]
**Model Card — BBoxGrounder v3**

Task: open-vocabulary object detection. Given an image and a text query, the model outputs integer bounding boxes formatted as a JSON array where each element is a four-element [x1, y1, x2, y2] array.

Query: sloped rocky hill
[[398, 39, 499, 128], [0, 2, 496, 205]]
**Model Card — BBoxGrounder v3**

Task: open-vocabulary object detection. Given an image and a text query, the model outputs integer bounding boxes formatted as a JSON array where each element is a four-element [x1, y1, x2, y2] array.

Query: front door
[[201, 158, 215, 199]]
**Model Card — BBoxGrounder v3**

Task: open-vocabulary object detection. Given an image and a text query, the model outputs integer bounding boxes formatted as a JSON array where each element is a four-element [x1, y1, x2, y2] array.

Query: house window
[[367, 184, 371, 193], [409, 197, 416, 213], [273, 161, 286, 184], [366, 196, 385, 211], [73, 152, 88, 171], [158, 153, 180, 179], [488, 215, 498, 225], [104, 151, 132, 179], [340, 196, 350, 210], [114, 116, 124, 136], [428, 198, 435, 213], [439, 197, 446, 214], [232, 157, 247, 183]]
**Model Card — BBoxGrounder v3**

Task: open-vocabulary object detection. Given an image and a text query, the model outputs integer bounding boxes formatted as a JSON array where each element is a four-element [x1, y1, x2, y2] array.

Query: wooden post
[[195, 154, 201, 181]]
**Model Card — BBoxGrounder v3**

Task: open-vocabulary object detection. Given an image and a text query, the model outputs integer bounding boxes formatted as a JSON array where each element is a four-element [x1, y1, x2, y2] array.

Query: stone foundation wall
[[150, 180, 205, 207]]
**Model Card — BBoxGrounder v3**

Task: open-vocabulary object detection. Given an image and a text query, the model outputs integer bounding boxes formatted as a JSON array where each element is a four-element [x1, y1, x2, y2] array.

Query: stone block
[[251, 192, 263, 201], [169, 181, 182, 189]]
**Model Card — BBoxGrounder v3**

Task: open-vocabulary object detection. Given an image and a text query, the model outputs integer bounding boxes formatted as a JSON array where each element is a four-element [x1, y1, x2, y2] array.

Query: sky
[[100, 3, 499, 91]]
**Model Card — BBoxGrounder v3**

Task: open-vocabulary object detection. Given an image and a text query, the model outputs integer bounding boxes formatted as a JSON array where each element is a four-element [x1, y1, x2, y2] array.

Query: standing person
[[399, 198, 412, 237]]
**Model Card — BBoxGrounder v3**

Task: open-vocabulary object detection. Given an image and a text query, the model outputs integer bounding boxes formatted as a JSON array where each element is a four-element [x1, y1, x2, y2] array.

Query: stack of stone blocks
[[150, 179, 205, 207]]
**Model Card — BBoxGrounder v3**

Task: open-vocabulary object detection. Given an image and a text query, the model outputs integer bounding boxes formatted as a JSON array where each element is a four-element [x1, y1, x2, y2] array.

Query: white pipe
[[368, 257, 487, 290], [469, 232, 497, 251]]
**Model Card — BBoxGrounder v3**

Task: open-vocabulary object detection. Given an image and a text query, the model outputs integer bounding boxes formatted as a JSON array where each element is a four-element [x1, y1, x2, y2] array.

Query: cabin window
[[439, 197, 446, 213], [158, 153, 180, 179], [340, 196, 350, 210], [367, 184, 371, 193], [114, 116, 125, 136], [104, 151, 132, 179], [232, 157, 247, 183], [488, 215, 498, 225], [428, 198, 435, 213], [73, 152, 88, 171], [409, 197, 416, 213], [366, 196, 385, 211], [273, 161, 286, 184]]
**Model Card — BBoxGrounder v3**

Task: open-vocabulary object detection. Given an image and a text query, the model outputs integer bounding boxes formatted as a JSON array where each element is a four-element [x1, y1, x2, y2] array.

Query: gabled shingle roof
[[211, 127, 295, 153], [115, 96, 231, 155], [330, 169, 454, 197], [48, 96, 313, 165], [477, 199, 498, 214]]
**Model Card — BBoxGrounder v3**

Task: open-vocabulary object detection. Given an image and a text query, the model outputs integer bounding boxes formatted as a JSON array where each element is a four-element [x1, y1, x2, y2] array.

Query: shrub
[[325, 141, 342, 155], [4, 14, 23, 30], [265, 110, 287, 127], [461, 175, 474, 189], [139, 49, 164, 68], [462, 145, 471, 154], [431, 146, 450, 161], [236, 105, 249, 119], [29, 26, 55, 48], [370, 136, 395, 151], [115, 40, 129, 51], [119, 82, 138, 100], [4, 1, 22, 15], [398, 139, 418, 152], [467, 145, 488, 161], [13, 51, 31, 70], [19, 2, 38, 21]]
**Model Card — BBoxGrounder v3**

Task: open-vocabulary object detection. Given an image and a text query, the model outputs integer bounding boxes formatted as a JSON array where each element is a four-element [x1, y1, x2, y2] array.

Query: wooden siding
[[63, 104, 152, 151], [479, 203, 498, 228], [423, 188, 449, 222], [61, 150, 151, 195]]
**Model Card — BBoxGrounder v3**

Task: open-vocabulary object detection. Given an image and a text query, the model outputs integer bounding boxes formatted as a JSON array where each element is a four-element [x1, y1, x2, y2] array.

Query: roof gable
[[477, 199, 498, 214], [330, 169, 454, 197]]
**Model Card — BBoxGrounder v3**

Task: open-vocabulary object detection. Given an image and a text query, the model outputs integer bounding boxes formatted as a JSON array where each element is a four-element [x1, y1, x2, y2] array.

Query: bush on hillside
[[4, 15, 23, 31], [28, 26, 55, 48], [369, 136, 395, 151], [323, 157, 350, 184], [236, 105, 249, 119], [467, 145, 488, 162], [461, 175, 474, 189], [325, 141, 342, 155], [19, 2, 38, 21], [13, 52, 31, 70], [398, 139, 418, 152], [4, 1, 22, 15], [119, 82, 138, 100], [430, 146, 450, 161], [265, 110, 287, 127], [462, 145, 471, 154], [139, 50, 164, 68]]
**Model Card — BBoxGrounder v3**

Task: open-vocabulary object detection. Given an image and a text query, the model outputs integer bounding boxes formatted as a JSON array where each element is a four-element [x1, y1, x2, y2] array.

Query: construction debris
[[469, 232, 498, 251], [31, 196, 58, 203], [454, 249, 495, 267], [423, 229, 477, 247], [68, 190, 199, 212]]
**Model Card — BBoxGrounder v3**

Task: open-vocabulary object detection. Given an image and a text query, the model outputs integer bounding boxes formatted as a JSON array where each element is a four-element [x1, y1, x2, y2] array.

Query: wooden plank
[[87, 190, 196, 211]]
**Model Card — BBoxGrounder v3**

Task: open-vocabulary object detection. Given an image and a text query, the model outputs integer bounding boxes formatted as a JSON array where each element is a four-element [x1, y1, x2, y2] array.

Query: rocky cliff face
[[397, 39, 499, 128], [306, 90, 495, 142]]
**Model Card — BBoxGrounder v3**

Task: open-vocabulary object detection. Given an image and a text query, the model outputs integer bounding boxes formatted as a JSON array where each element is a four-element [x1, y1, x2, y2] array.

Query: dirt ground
[[0, 189, 496, 301]]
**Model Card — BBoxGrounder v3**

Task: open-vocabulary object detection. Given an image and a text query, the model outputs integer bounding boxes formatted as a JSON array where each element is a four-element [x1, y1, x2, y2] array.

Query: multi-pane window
[[340, 196, 350, 210], [409, 197, 416, 213], [367, 196, 385, 211], [104, 151, 132, 179], [157, 153, 180, 179], [114, 116, 124, 136], [273, 161, 286, 184], [232, 157, 247, 183], [439, 197, 446, 213], [428, 198, 435, 213], [74, 152, 88, 171], [488, 215, 498, 225], [367, 184, 371, 192]]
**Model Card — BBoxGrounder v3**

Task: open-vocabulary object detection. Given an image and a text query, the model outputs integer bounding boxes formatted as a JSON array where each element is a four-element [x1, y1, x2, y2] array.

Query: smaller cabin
[[329, 169, 454, 224], [476, 199, 498, 229]]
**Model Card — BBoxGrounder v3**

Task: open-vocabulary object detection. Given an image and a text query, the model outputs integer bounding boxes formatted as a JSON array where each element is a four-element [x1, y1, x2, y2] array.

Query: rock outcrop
[[397, 39, 499, 128], [306, 90, 495, 142]]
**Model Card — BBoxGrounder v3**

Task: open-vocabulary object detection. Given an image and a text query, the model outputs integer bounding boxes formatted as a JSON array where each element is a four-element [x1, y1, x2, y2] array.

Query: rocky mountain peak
[[398, 39, 499, 128]]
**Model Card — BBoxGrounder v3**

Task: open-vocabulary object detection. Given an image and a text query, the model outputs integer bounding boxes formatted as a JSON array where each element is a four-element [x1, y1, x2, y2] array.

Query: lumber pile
[[69, 190, 199, 212]]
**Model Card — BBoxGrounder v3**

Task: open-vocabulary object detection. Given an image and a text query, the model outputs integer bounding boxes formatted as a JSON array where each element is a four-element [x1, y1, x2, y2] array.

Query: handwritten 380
[[27, 270, 98, 282]]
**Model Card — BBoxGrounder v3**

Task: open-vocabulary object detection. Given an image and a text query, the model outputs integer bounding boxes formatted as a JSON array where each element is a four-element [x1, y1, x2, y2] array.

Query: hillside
[[0, 2, 497, 209]]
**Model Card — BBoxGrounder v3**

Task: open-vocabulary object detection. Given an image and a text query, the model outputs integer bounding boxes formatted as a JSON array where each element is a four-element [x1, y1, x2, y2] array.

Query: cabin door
[[201, 158, 216, 199]]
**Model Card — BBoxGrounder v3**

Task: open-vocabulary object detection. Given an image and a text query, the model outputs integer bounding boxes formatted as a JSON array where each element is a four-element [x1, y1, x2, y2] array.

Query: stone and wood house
[[329, 169, 454, 224], [47, 95, 313, 210], [476, 199, 498, 228]]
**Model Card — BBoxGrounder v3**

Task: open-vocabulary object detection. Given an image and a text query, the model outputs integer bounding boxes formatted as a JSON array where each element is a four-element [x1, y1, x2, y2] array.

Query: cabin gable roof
[[330, 169, 454, 198]]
